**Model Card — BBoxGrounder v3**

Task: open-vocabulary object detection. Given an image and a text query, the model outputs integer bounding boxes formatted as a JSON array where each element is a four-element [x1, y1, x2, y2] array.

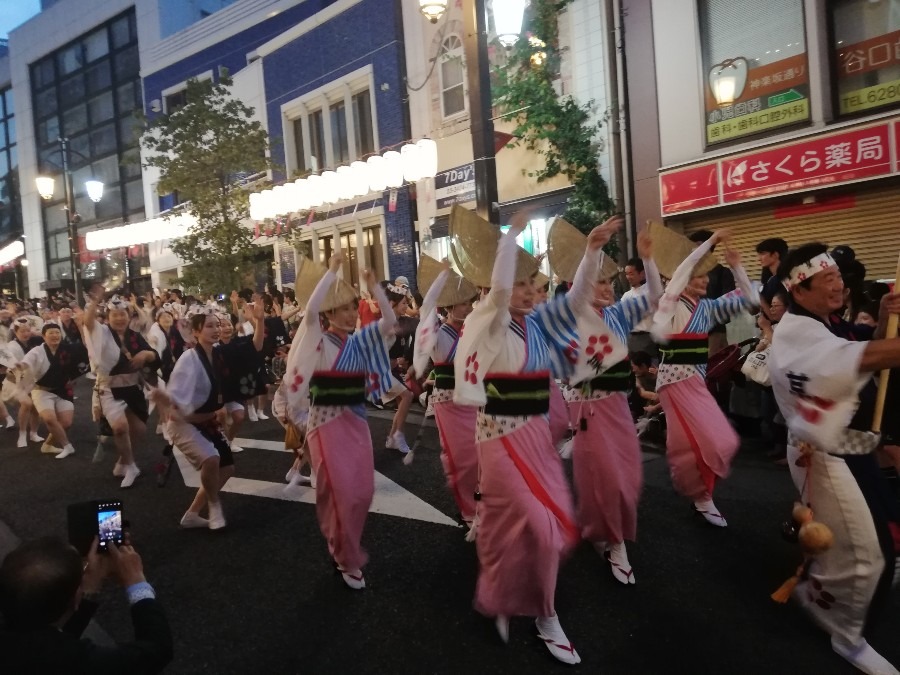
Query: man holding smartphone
[[0, 536, 173, 674]]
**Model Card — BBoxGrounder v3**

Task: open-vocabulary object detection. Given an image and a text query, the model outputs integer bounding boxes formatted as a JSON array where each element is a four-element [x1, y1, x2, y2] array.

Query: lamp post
[[36, 137, 104, 306], [420, 1, 524, 225]]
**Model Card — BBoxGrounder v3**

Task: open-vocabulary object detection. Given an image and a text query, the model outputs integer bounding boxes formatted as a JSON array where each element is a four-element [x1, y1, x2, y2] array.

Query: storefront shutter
[[680, 183, 900, 280]]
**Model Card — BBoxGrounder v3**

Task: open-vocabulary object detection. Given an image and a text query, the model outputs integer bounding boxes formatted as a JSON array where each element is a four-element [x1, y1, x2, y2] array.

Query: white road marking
[[172, 446, 460, 527]]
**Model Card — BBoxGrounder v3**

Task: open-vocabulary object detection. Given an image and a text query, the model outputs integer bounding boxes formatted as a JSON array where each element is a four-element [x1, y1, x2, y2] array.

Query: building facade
[[624, 0, 900, 280], [403, 0, 623, 272]]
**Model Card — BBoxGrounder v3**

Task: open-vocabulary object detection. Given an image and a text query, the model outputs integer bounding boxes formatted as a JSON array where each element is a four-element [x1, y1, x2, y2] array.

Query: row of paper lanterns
[[84, 213, 198, 251], [249, 139, 438, 221]]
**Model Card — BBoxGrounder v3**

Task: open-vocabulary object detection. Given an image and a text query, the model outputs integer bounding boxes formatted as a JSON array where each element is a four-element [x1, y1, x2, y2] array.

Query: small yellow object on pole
[[872, 253, 900, 433]]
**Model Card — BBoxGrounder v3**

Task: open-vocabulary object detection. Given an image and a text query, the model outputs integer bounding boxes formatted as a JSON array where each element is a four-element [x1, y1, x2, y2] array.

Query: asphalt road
[[1, 378, 898, 674]]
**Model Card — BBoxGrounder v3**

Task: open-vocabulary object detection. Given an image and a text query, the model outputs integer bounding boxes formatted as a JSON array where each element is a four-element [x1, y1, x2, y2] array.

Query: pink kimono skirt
[[306, 406, 374, 572], [569, 393, 643, 544], [657, 375, 739, 500], [433, 400, 479, 522], [474, 415, 578, 618]]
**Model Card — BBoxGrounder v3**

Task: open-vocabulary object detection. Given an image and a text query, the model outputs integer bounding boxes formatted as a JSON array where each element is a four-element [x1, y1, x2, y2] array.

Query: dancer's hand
[[587, 215, 623, 251], [329, 254, 344, 274], [724, 246, 742, 268], [636, 228, 652, 258]]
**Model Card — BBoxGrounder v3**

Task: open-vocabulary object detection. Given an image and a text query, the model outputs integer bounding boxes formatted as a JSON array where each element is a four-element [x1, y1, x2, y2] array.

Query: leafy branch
[[491, 0, 616, 248], [139, 76, 273, 292]]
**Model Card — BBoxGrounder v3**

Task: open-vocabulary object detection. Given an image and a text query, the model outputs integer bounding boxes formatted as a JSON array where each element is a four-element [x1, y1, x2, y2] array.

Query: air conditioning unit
[[150, 99, 162, 113]]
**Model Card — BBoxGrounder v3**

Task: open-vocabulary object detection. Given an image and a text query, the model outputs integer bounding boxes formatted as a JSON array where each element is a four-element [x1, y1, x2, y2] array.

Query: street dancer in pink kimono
[[566, 228, 662, 585], [651, 229, 758, 526], [413, 260, 478, 528], [454, 215, 621, 665], [284, 254, 395, 590]]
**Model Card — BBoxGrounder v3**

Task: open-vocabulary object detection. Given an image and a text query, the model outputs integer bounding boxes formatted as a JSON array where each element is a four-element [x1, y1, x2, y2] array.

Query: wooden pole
[[872, 253, 900, 433]]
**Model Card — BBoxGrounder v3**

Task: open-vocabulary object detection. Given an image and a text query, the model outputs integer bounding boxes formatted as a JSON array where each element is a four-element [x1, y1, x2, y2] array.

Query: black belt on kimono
[[432, 363, 456, 391], [586, 360, 635, 392], [309, 371, 366, 406], [483, 372, 550, 416], [659, 333, 709, 365]]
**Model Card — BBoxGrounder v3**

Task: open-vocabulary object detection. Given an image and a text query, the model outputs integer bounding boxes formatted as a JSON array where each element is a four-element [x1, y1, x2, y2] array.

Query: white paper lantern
[[306, 175, 324, 208], [249, 192, 265, 221], [350, 161, 369, 197], [271, 185, 289, 216], [416, 139, 438, 179], [367, 155, 388, 192], [336, 166, 355, 201], [321, 170, 340, 204], [400, 143, 424, 182], [293, 178, 311, 211], [383, 151, 404, 188]]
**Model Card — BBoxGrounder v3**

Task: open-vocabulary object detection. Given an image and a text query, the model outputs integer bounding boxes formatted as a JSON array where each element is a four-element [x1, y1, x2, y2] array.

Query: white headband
[[106, 295, 129, 311], [784, 253, 836, 291]]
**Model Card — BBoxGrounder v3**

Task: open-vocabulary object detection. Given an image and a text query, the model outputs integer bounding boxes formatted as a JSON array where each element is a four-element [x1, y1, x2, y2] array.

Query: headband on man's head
[[784, 253, 836, 291], [106, 295, 129, 311], [41, 321, 61, 334]]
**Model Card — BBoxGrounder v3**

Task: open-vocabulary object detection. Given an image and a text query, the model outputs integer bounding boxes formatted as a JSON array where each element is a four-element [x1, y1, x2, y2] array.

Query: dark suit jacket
[[0, 597, 173, 675]]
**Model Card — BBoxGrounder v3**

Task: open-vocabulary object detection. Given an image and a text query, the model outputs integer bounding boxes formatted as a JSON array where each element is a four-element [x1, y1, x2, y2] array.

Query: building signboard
[[706, 54, 811, 144], [661, 118, 898, 215], [435, 163, 476, 210]]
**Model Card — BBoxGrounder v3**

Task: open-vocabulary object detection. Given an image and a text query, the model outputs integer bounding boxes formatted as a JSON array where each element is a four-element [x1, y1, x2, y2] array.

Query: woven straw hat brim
[[295, 257, 359, 313], [649, 220, 718, 279], [548, 217, 619, 281], [449, 204, 538, 286], [418, 254, 479, 307]]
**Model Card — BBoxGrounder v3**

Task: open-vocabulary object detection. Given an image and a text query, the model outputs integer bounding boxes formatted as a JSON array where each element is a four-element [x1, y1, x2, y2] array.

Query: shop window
[[698, 0, 809, 146], [830, 0, 900, 116], [440, 35, 466, 118]]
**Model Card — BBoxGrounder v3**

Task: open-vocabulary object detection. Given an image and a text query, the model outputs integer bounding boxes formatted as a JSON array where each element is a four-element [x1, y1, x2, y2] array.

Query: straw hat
[[547, 217, 618, 282], [534, 271, 550, 288], [648, 220, 718, 279], [294, 257, 358, 312], [448, 204, 538, 287], [417, 254, 478, 308]]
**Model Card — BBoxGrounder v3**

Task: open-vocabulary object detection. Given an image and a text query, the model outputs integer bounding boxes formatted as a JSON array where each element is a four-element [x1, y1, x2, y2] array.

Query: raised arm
[[664, 229, 722, 301], [421, 265, 450, 318], [638, 229, 663, 306], [568, 216, 623, 310], [723, 246, 760, 306], [366, 269, 397, 337], [486, 222, 523, 311], [251, 301, 266, 352], [301, 256, 341, 328]]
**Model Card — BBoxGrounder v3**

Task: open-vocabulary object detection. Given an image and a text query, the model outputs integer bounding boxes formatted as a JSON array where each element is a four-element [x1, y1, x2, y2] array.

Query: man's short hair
[[630, 350, 653, 368], [625, 258, 644, 273], [777, 242, 829, 292], [0, 537, 83, 630], [755, 238, 789, 259], [688, 230, 716, 252]]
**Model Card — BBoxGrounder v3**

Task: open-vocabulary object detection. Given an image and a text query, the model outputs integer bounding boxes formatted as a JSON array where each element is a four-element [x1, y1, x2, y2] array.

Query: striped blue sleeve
[[709, 290, 747, 325], [533, 295, 580, 378], [611, 295, 651, 336], [352, 322, 394, 402], [601, 303, 632, 345]]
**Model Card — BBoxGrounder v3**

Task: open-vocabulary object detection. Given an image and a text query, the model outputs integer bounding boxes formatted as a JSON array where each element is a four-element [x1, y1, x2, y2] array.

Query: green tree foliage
[[491, 0, 616, 244], [140, 76, 271, 292]]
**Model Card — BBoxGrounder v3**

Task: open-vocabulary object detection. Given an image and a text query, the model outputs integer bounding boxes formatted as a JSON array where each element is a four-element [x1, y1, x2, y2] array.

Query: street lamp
[[419, 0, 525, 224], [36, 137, 104, 305], [419, 0, 448, 23]]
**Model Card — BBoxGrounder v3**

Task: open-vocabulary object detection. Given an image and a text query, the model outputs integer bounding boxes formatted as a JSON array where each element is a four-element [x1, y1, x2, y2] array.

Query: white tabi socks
[[832, 637, 899, 675]]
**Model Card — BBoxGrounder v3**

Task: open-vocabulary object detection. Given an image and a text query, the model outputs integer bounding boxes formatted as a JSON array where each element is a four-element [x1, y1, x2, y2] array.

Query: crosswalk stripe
[[171, 446, 460, 527]]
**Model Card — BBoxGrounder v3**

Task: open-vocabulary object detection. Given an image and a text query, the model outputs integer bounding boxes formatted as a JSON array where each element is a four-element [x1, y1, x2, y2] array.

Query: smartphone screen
[[97, 501, 123, 551]]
